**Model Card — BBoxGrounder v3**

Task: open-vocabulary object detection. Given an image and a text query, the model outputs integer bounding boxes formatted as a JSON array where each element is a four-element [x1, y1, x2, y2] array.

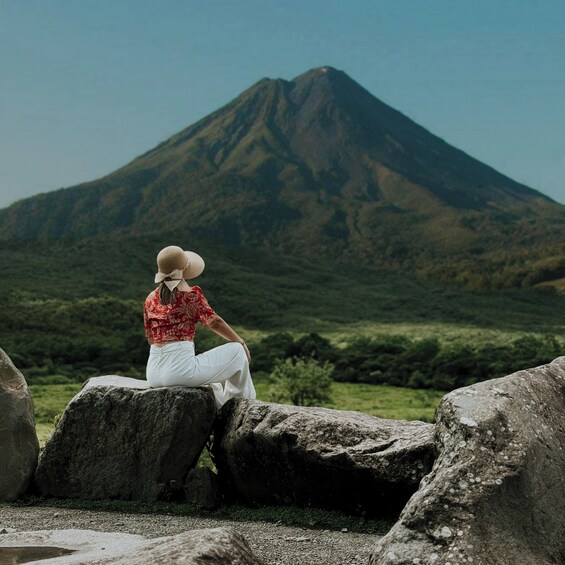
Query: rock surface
[[34, 376, 216, 502], [0, 527, 265, 564], [213, 400, 436, 516], [184, 466, 220, 509], [369, 356, 565, 565], [0, 348, 39, 501]]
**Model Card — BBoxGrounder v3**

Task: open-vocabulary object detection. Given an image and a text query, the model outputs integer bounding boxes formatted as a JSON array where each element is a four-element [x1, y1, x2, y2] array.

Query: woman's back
[[143, 285, 217, 344]]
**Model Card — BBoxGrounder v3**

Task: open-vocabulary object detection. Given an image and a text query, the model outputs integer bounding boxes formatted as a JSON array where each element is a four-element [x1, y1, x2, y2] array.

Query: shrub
[[268, 357, 334, 407], [287, 333, 337, 363]]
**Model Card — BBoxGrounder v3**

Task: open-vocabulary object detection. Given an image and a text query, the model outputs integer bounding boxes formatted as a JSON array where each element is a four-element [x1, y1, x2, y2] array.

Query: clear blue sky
[[1, 0, 564, 208]]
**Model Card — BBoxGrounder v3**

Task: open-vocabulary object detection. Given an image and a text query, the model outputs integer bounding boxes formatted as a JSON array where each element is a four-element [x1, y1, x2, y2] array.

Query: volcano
[[1, 66, 563, 287]]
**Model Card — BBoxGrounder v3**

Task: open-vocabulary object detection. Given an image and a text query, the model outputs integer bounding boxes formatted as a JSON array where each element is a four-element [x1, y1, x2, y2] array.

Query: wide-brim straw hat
[[154, 245, 205, 289], [182, 250, 205, 279]]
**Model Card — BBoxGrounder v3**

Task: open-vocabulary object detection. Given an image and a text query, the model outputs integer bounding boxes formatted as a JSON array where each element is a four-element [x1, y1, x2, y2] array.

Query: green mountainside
[[3, 232, 564, 331], [1, 66, 564, 289]]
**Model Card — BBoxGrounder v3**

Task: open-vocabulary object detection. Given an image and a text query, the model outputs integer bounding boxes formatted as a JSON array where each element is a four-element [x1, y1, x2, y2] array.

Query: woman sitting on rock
[[144, 245, 255, 409]]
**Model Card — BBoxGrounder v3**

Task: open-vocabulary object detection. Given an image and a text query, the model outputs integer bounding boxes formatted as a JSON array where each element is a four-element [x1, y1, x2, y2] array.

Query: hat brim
[[183, 251, 205, 279]]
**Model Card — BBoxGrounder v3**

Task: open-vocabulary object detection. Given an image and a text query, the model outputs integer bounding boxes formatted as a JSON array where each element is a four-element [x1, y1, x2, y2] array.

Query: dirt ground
[[0, 504, 382, 564]]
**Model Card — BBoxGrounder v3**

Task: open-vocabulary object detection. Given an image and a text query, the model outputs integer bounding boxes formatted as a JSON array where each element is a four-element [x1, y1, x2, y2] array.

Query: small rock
[[184, 466, 219, 509], [439, 526, 452, 538], [460, 417, 477, 427]]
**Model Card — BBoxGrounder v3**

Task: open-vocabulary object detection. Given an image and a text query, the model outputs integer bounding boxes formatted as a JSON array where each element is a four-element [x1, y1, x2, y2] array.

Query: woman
[[144, 245, 256, 409]]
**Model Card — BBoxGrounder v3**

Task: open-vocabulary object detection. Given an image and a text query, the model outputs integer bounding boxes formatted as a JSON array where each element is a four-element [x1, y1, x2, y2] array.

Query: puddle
[[0, 546, 76, 564]]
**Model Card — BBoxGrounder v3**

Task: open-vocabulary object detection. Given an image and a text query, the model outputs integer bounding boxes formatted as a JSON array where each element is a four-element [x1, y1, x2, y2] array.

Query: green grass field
[[253, 378, 444, 421], [31, 383, 82, 446], [31, 379, 445, 447], [323, 321, 560, 347]]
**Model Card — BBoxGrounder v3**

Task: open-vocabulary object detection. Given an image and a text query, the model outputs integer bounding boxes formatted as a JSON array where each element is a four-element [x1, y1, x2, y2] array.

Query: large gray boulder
[[213, 400, 436, 516], [34, 376, 216, 502], [0, 527, 265, 564], [0, 348, 39, 501], [369, 356, 565, 565]]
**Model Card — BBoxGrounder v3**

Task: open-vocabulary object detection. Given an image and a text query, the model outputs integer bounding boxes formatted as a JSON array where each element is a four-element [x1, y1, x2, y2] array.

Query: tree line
[[1, 288, 561, 390], [251, 332, 562, 391]]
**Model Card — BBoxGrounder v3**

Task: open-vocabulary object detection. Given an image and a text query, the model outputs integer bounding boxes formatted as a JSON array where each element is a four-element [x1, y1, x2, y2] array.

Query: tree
[[268, 357, 333, 407], [287, 333, 337, 363], [251, 332, 295, 373]]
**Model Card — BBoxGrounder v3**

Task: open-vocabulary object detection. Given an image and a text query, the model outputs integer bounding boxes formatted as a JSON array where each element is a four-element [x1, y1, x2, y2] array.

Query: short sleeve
[[192, 286, 218, 326]]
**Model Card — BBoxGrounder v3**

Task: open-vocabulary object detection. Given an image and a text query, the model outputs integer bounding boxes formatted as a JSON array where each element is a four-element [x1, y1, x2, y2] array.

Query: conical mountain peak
[[289, 66, 368, 105], [292, 65, 347, 82], [0, 67, 562, 289]]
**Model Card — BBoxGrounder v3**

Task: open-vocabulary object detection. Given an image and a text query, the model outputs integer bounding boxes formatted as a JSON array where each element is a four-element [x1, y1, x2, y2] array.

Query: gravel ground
[[0, 505, 382, 565]]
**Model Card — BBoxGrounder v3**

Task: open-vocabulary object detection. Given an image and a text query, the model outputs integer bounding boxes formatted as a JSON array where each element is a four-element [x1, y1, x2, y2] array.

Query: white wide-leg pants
[[146, 341, 256, 409]]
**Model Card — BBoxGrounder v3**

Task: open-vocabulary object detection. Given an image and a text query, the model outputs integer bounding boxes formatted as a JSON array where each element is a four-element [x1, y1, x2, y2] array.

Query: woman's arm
[[208, 317, 251, 362]]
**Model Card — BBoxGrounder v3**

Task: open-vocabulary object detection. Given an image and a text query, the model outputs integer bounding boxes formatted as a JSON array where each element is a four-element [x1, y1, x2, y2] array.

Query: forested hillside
[[1, 233, 563, 388]]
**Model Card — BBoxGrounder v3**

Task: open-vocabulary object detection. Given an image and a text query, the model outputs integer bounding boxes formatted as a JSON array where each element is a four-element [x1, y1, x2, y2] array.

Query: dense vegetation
[[2, 234, 563, 390], [253, 332, 562, 390], [10, 308, 562, 392]]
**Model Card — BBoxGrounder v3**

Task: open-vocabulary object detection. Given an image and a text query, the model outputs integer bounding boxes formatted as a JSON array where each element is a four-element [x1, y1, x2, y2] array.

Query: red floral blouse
[[143, 286, 218, 344]]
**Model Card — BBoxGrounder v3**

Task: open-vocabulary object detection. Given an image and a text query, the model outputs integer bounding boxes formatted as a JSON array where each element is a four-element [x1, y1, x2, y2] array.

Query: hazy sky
[[1, 0, 564, 208]]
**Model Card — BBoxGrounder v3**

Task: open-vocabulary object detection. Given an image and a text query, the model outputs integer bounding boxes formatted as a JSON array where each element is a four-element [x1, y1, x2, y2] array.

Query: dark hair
[[158, 278, 178, 306]]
